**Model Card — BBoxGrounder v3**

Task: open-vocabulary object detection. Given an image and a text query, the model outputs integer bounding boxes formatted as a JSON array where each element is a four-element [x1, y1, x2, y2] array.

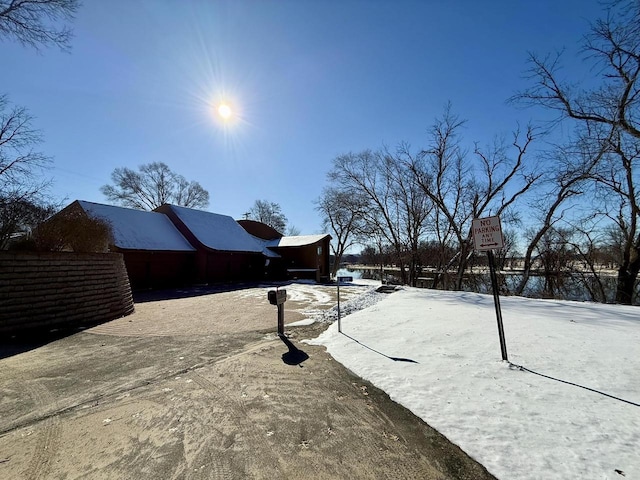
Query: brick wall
[[0, 251, 134, 335]]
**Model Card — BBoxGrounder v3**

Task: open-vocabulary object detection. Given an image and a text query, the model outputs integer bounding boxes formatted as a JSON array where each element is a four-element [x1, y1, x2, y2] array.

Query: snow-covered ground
[[308, 286, 640, 480], [235, 279, 381, 324]]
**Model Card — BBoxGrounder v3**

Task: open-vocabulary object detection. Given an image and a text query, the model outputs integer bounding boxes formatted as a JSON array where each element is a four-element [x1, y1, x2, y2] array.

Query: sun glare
[[217, 103, 232, 120]]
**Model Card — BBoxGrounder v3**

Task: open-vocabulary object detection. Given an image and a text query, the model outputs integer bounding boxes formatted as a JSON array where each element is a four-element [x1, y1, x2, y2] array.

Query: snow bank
[[309, 288, 640, 480]]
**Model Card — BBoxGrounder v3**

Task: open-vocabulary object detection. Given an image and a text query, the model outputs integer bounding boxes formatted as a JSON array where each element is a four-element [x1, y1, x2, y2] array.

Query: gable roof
[[267, 234, 330, 248], [77, 201, 195, 252], [248, 235, 282, 258], [237, 219, 283, 240], [158, 204, 265, 253]]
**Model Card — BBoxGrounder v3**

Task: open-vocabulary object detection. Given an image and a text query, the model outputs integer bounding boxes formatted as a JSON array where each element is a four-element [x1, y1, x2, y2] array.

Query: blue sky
[[2, 0, 605, 235]]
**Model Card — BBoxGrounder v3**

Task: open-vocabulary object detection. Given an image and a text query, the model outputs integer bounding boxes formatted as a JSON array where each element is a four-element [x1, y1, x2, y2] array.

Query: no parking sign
[[472, 216, 508, 362], [472, 216, 504, 251]]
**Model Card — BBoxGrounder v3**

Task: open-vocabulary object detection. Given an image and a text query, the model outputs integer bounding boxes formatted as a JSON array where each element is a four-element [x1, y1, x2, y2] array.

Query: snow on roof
[[267, 234, 329, 248], [78, 201, 195, 252], [249, 235, 282, 258], [165, 204, 265, 253]]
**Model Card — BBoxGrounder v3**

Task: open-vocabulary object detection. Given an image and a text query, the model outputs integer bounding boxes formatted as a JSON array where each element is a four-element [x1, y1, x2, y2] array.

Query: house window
[[317, 246, 322, 256]]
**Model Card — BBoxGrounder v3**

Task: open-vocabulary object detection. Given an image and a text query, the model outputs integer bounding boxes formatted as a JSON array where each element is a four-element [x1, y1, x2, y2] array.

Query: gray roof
[[164, 204, 265, 253], [78, 201, 195, 252]]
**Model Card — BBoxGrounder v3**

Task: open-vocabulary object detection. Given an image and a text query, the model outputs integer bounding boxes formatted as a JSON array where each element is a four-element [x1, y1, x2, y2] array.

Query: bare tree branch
[[101, 162, 209, 211], [512, 1, 640, 139], [247, 200, 287, 233], [0, 0, 80, 51], [0, 95, 52, 247]]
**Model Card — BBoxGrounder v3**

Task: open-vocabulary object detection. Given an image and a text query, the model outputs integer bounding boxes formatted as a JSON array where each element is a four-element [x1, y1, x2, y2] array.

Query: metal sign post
[[336, 276, 353, 333], [487, 250, 508, 361], [471, 216, 508, 362]]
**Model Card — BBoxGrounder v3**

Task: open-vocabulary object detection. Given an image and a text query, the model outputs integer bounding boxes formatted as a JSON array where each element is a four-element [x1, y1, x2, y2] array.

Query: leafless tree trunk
[[594, 134, 640, 304]]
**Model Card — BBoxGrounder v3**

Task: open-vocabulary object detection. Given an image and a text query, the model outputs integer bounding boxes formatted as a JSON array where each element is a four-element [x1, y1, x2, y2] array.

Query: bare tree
[[316, 186, 368, 277], [514, 1, 640, 139], [536, 226, 577, 298], [408, 107, 470, 289], [424, 198, 459, 289], [493, 228, 519, 272], [0, 197, 55, 249], [514, 127, 611, 296], [389, 144, 433, 286], [563, 220, 610, 303], [0, 95, 52, 248], [286, 225, 301, 236], [513, 0, 640, 303], [410, 105, 541, 290], [0, 0, 80, 51], [327, 149, 417, 285], [101, 162, 209, 211], [247, 199, 287, 233], [0, 0, 81, 247], [594, 133, 640, 303]]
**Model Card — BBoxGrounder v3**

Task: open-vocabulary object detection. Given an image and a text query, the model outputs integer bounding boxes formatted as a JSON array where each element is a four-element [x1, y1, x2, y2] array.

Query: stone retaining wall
[[0, 251, 134, 335]]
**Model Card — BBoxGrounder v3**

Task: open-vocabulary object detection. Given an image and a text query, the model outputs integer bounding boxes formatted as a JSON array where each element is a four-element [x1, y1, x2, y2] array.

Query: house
[[238, 219, 331, 282], [154, 204, 273, 283], [68, 201, 197, 289], [267, 235, 331, 282], [51, 201, 331, 289]]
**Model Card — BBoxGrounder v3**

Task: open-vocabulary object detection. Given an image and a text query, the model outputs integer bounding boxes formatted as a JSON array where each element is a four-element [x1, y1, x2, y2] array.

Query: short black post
[[487, 250, 508, 361], [336, 280, 341, 333], [336, 276, 352, 334]]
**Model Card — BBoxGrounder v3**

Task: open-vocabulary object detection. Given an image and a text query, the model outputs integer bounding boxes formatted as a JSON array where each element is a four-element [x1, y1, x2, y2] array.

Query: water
[[335, 268, 363, 280], [345, 267, 639, 305]]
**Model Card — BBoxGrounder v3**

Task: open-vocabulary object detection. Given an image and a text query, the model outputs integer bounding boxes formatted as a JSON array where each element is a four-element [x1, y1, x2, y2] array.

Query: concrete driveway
[[0, 282, 496, 480]]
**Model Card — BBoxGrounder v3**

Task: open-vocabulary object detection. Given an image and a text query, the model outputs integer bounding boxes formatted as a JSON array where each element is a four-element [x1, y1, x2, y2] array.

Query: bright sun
[[217, 103, 232, 120]]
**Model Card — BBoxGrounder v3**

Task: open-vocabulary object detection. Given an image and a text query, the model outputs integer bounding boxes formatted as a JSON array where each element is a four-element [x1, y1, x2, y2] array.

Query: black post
[[487, 250, 508, 361], [337, 281, 341, 333], [277, 304, 284, 337]]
